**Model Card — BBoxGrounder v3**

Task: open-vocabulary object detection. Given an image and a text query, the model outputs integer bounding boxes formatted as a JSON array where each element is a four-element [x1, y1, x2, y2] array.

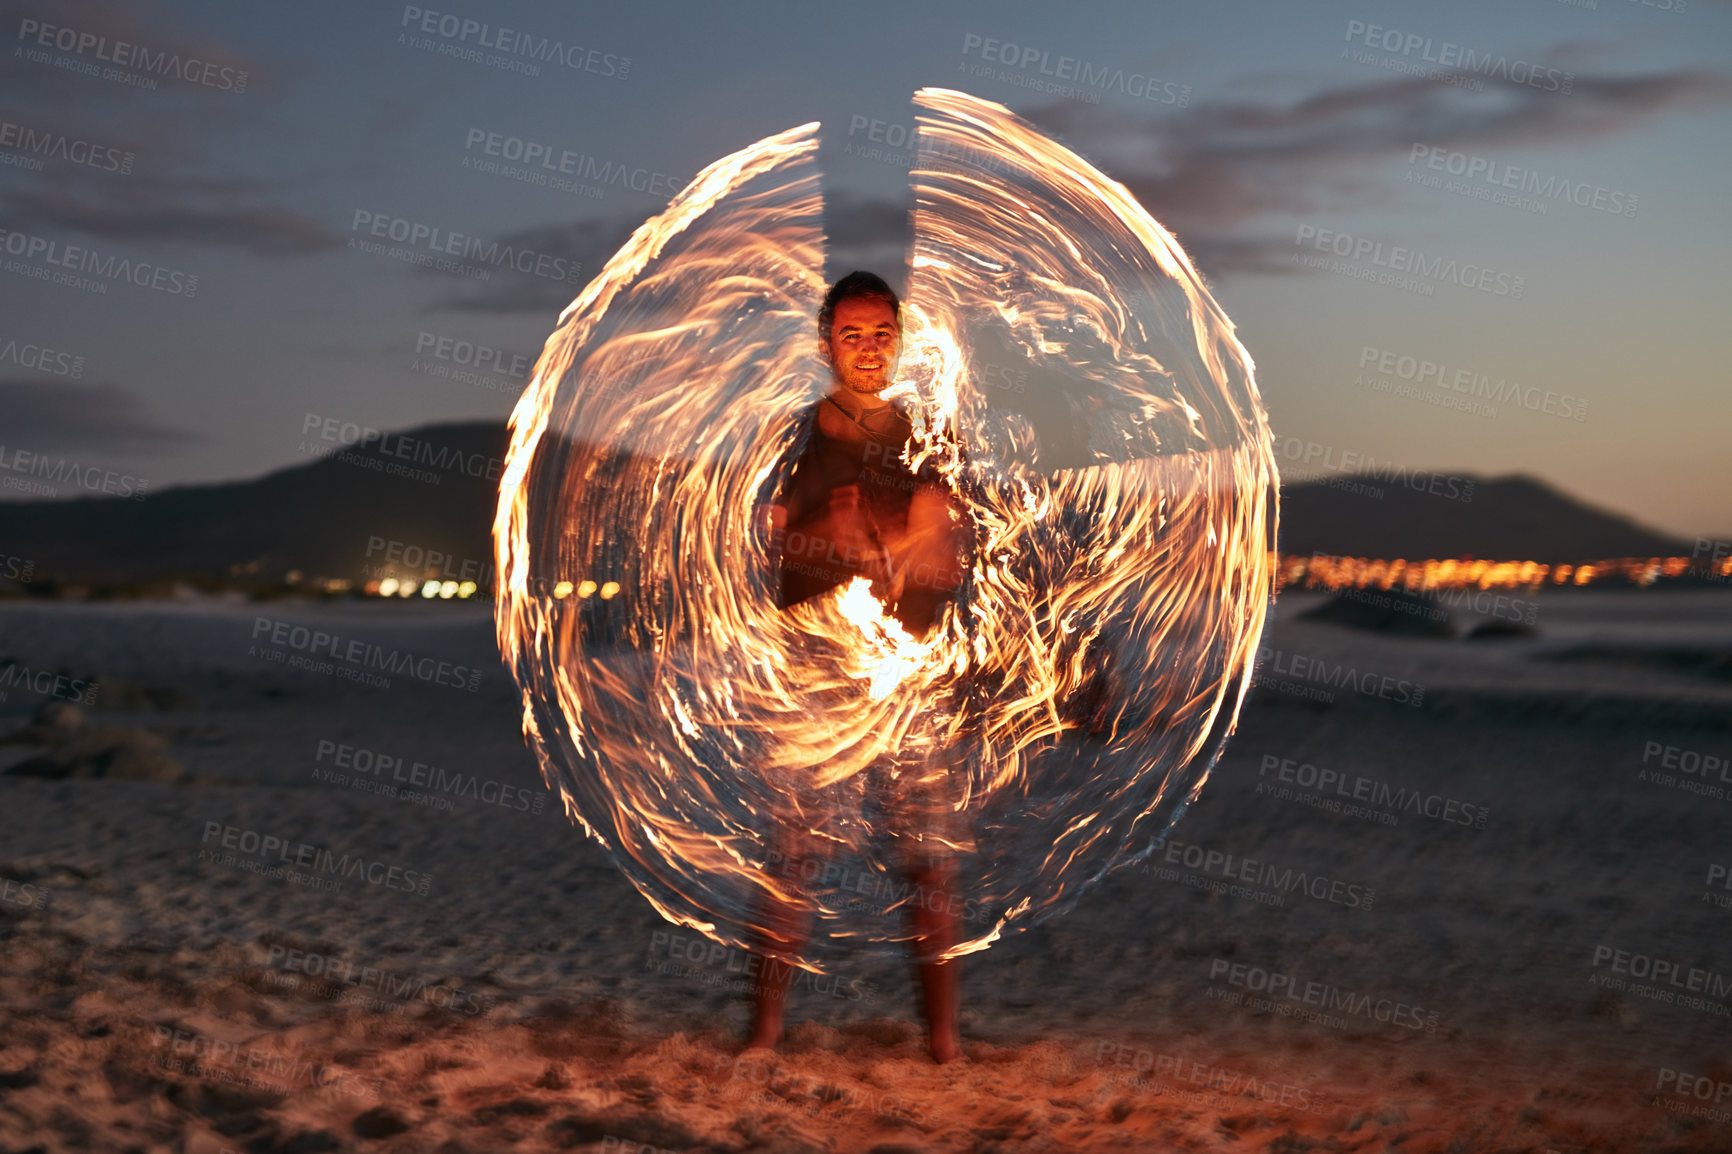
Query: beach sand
[[1, 588, 1729, 1152]]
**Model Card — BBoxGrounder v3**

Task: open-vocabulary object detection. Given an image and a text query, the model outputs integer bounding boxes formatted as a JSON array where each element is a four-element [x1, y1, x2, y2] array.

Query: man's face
[[825, 295, 900, 398]]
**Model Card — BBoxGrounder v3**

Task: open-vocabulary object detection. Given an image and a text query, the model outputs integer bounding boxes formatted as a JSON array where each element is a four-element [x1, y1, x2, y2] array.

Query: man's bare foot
[[910, 860, 962, 1066]]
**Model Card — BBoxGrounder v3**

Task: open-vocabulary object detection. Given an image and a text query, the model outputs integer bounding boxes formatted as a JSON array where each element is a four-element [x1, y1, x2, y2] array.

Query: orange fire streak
[[495, 90, 1278, 968]]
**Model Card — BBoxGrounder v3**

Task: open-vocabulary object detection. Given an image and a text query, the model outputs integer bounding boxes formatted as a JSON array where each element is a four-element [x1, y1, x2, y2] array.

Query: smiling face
[[824, 295, 900, 399]]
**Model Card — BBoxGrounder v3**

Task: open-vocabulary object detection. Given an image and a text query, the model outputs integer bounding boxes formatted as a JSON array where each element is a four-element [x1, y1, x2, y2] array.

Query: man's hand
[[888, 485, 969, 593], [785, 485, 891, 575]]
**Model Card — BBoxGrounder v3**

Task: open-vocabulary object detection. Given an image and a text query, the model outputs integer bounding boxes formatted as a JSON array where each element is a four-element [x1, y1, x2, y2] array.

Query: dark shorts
[[864, 754, 975, 857], [764, 586, 976, 859], [766, 748, 975, 865]]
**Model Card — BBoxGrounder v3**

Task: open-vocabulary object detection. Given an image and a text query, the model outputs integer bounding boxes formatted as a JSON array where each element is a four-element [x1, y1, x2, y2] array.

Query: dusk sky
[[3, 0, 1728, 539]]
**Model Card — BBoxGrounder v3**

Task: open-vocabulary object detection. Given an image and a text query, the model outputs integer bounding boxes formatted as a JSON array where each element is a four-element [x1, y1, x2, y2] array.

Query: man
[[774, 271, 965, 632], [750, 270, 970, 1063]]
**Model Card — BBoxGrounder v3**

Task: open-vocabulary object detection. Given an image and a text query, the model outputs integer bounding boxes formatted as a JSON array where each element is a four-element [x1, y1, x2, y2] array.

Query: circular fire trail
[[496, 89, 1277, 970]]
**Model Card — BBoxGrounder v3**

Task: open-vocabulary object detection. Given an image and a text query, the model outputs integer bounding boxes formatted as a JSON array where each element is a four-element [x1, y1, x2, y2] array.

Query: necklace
[[822, 394, 906, 440]]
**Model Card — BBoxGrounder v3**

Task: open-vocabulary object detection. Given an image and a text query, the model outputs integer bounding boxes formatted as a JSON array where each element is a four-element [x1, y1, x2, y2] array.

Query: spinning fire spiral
[[495, 89, 1278, 970]]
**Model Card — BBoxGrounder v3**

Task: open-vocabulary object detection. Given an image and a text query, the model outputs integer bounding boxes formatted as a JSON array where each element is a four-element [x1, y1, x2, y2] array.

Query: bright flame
[[494, 90, 1277, 969], [835, 577, 935, 702]]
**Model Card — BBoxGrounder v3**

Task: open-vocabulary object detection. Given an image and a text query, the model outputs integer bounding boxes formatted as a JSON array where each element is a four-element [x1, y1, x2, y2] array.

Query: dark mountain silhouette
[[0, 421, 1696, 585], [1276, 473, 1689, 563], [0, 422, 509, 587]]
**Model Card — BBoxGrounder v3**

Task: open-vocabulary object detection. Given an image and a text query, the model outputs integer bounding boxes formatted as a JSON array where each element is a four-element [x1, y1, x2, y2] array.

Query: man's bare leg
[[747, 944, 805, 1050], [909, 855, 962, 1064], [747, 834, 814, 1051]]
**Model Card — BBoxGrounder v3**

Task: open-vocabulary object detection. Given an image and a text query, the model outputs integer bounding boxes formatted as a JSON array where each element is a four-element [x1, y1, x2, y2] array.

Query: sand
[[1, 587, 1729, 1152]]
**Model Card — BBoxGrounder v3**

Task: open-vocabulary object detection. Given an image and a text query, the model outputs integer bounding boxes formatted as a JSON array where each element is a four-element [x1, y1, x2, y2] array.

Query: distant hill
[[1276, 473, 1690, 563], [0, 422, 508, 587], [0, 421, 1696, 584]]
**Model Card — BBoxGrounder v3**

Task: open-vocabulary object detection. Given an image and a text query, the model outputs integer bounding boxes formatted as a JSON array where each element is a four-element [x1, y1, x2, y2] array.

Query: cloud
[[429, 63, 1732, 303], [434, 199, 919, 314], [0, 0, 261, 105], [3, 184, 344, 256], [0, 0, 325, 260], [0, 0, 320, 257], [1019, 67, 1732, 277], [0, 380, 202, 454], [824, 194, 911, 287], [429, 217, 648, 315], [824, 194, 909, 249]]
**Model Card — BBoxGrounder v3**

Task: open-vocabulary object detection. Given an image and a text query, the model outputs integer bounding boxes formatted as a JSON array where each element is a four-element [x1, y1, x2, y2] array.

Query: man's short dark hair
[[818, 270, 900, 341]]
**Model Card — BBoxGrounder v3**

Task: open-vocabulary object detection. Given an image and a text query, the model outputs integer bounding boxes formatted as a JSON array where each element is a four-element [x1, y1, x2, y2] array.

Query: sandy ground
[[1, 588, 1730, 1153]]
